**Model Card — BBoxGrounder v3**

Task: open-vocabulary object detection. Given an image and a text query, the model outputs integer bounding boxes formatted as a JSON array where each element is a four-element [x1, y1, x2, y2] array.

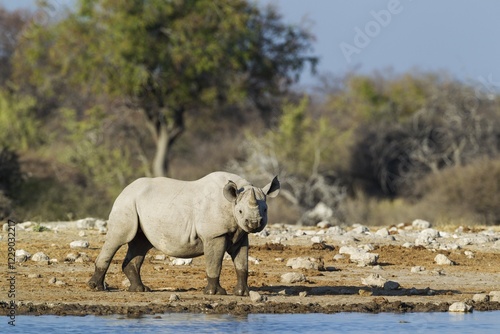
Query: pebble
[[78, 231, 86, 237], [170, 258, 192, 266], [286, 257, 324, 270], [434, 254, 454, 265], [411, 266, 425, 273], [27, 273, 41, 278], [281, 272, 306, 284], [31, 252, 50, 262], [299, 291, 308, 297], [249, 291, 263, 302], [169, 294, 180, 302], [70, 240, 89, 249], [464, 250, 475, 259], [449, 302, 473, 313], [412, 219, 432, 229], [375, 228, 389, 237], [48, 277, 57, 284], [472, 293, 489, 302]]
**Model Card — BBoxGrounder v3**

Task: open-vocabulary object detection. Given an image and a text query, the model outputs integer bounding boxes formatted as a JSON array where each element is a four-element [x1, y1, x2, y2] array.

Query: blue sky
[[260, 0, 500, 90], [4, 0, 500, 90]]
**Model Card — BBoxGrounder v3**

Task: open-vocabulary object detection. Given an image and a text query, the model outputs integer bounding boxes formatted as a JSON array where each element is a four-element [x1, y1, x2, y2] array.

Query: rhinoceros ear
[[262, 176, 280, 198], [223, 180, 238, 202]]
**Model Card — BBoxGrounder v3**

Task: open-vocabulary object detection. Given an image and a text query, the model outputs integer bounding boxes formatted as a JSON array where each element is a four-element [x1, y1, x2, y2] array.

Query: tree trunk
[[152, 122, 169, 177], [150, 107, 185, 177]]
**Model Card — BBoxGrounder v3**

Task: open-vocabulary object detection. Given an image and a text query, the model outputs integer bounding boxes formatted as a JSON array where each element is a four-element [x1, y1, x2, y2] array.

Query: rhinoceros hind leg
[[88, 240, 123, 291], [122, 228, 153, 292]]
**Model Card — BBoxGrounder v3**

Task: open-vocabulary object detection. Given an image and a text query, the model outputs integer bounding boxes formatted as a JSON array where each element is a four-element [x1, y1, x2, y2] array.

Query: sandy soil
[[1, 223, 500, 316]]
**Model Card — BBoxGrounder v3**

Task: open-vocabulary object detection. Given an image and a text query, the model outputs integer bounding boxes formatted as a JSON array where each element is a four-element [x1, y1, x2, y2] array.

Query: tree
[[15, 0, 317, 176]]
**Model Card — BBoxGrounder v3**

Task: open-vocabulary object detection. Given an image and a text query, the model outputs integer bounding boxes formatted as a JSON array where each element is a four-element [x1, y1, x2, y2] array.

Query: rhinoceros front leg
[[229, 234, 249, 296], [203, 236, 228, 295]]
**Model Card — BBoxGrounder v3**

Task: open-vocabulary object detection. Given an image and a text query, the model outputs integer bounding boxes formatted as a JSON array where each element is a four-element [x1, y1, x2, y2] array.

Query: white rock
[[31, 252, 50, 262], [170, 258, 192, 266], [15, 249, 31, 258], [402, 242, 414, 248], [281, 272, 306, 284], [375, 228, 389, 237], [248, 256, 260, 265], [74, 253, 91, 263], [169, 294, 180, 302], [449, 302, 473, 313], [70, 240, 89, 248], [350, 225, 369, 234], [154, 254, 167, 261], [421, 228, 440, 238], [327, 226, 345, 235], [65, 253, 79, 262], [361, 244, 375, 252], [434, 254, 454, 265], [412, 219, 431, 229], [316, 221, 331, 229], [411, 266, 425, 273], [338, 246, 358, 255], [333, 254, 345, 261], [286, 257, 323, 270], [27, 273, 41, 278], [472, 294, 489, 302], [361, 274, 387, 288], [489, 291, 500, 301], [311, 236, 323, 244], [249, 291, 263, 302], [350, 251, 379, 267], [78, 231, 86, 237], [464, 251, 475, 259]]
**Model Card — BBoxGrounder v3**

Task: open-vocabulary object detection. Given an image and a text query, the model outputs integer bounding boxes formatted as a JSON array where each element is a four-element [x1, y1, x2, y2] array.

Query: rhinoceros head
[[223, 176, 280, 233]]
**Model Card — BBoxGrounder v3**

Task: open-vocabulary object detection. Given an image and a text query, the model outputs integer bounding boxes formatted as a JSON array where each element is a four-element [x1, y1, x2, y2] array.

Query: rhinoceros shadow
[[254, 285, 460, 297]]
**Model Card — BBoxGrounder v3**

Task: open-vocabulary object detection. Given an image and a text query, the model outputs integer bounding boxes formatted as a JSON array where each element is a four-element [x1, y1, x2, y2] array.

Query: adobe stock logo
[[339, 0, 408, 64]]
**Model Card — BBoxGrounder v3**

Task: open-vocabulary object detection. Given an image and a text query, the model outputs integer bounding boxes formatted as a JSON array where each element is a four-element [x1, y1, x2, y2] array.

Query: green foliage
[[0, 90, 40, 150], [32, 223, 50, 232], [60, 107, 139, 198]]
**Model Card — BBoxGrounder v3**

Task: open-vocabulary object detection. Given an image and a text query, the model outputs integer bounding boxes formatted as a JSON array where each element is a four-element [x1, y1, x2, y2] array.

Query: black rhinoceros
[[88, 172, 280, 296]]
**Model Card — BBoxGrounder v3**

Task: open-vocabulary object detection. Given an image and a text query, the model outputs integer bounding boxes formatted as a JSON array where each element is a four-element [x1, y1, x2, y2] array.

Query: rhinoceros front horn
[[248, 188, 258, 208]]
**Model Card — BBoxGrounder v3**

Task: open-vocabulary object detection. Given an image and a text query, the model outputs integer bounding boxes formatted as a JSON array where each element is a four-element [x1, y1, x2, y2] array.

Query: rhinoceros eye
[[238, 209, 243, 214]]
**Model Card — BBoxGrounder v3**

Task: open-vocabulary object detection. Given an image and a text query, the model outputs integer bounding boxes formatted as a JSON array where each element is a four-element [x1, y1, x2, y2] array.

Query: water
[[7, 312, 500, 334]]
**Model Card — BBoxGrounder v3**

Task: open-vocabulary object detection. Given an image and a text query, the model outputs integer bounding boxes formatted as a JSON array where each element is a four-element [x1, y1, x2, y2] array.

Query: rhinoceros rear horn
[[223, 181, 238, 202], [263, 176, 280, 198]]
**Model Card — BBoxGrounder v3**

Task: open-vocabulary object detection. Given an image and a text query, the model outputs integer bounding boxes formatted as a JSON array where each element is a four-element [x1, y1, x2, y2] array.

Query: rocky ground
[[1, 218, 500, 316]]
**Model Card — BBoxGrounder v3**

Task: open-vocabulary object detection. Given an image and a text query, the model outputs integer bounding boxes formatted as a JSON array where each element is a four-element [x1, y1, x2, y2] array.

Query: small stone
[[316, 221, 331, 229], [281, 272, 306, 284], [472, 294, 489, 302], [464, 251, 475, 259], [78, 231, 86, 237], [350, 252, 379, 267], [27, 273, 41, 278], [361, 274, 387, 288], [49, 259, 58, 264], [48, 277, 57, 284], [15, 249, 31, 259], [170, 258, 192, 266], [65, 253, 79, 262], [434, 254, 455, 266], [449, 302, 473, 313], [75, 253, 91, 263], [358, 289, 373, 296], [278, 289, 287, 295], [70, 240, 89, 249], [286, 257, 324, 270], [375, 228, 389, 237], [153, 265, 164, 271], [311, 236, 323, 244], [411, 266, 425, 273], [169, 294, 180, 302], [122, 279, 130, 287], [55, 280, 66, 286], [154, 254, 167, 261], [299, 291, 308, 297], [248, 256, 260, 265], [31, 252, 50, 262], [402, 242, 414, 248], [249, 291, 263, 302], [412, 219, 431, 229], [333, 254, 345, 261], [489, 291, 500, 302]]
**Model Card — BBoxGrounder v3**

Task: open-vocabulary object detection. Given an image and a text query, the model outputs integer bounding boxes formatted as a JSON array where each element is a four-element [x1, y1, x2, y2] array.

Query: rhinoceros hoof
[[233, 287, 250, 296], [128, 284, 151, 292], [88, 280, 107, 291], [204, 286, 227, 295]]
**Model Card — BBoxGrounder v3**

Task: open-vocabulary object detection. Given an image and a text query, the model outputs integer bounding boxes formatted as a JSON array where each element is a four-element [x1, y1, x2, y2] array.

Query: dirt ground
[[1, 225, 500, 316]]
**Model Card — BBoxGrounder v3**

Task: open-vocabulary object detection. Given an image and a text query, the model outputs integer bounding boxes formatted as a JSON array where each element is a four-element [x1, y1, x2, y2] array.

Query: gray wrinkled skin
[[88, 172, 280, 296]]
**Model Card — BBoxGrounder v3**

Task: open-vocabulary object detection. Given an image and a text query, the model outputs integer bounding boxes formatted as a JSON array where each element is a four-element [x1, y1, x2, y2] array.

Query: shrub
[[415, 158, 500, 225]]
